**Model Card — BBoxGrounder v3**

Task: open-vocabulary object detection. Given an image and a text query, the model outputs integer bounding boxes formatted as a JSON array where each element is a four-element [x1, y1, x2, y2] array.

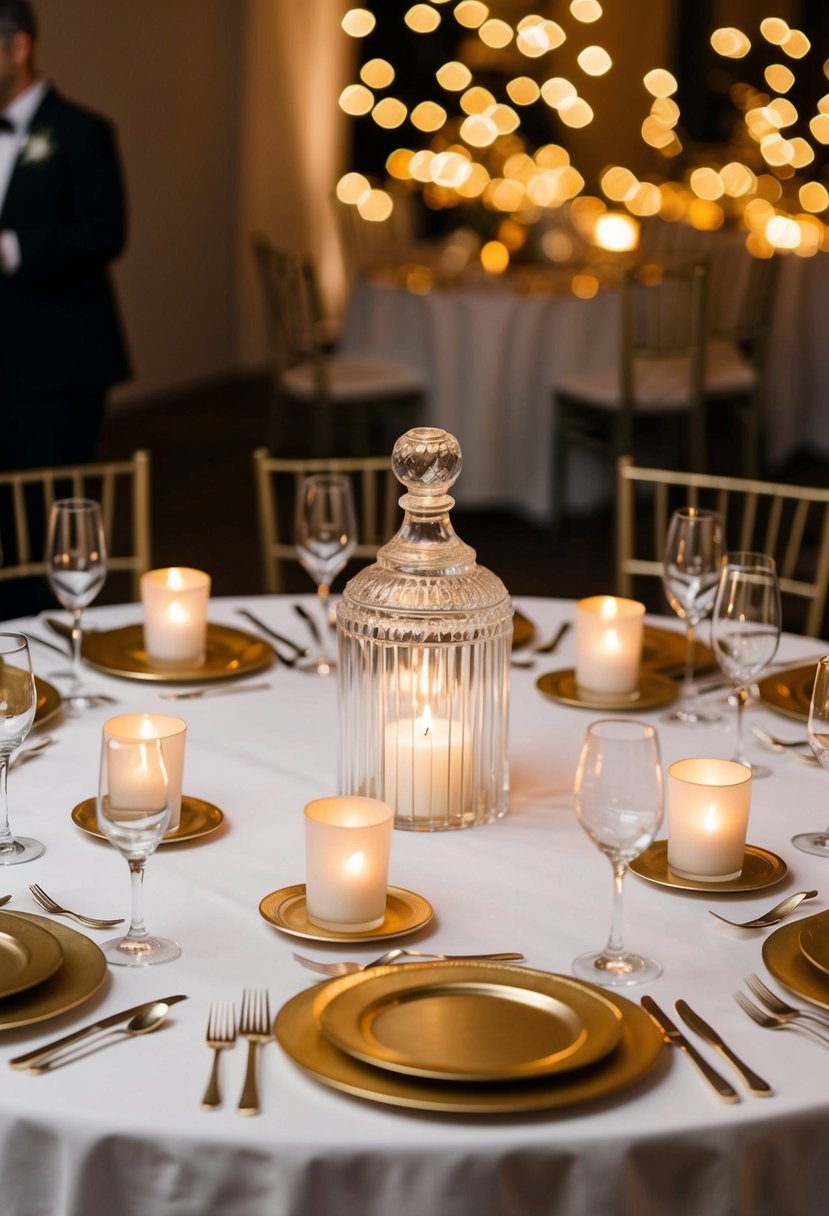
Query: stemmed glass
[[792, 655, 829, 855], [572, 719, 664, 987], [0, 633, 44, 864], [711, 552, 781, 778], [46, 499, 107, 712], [97, 731, 180, 966], [662, 506, 723, 725], [294, 474, 356, 675]]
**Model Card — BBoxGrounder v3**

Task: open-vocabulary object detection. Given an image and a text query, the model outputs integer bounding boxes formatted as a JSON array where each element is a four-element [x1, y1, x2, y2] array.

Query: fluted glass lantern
[[337, 428, 512, 830]]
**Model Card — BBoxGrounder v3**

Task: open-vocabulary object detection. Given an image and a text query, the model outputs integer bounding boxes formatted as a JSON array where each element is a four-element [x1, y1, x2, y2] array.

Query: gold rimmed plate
[[0, 911, 63, 999], [34, 676, 61, 727], [0, 912, 106, 1030], [512, 610, 535, 651], [536, 669, 677, 712], [259, 884, 433, 943], [763, 913, 829, 1011], [800, 916, 829, 977], [757, 663, 817, 724], [630, 840, 787, 892], [81, 623, 273, 683], [275, 980, 663, 1114], [314, 961, 624, 1082], [71, 795, 224, 844], [641, 625, 715, 676]]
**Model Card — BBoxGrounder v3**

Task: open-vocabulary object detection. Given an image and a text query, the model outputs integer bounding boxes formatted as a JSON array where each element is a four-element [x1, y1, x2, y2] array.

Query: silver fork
[[28, 883, 124, 929], [201, 1002, 237, 1110], [292, 948, 525, 977], [734, 991, 829, 1047], [237, 989, 271, 1116], [745, 974, 829, 1031]]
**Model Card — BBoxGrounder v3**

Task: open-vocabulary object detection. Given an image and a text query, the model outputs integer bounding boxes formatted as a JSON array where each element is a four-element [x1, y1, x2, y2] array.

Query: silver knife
[[641, 996, 739, 1102], [294, 603, 323, 649], [675, 999, 773, 1096], [160, 681, 272, 701], [8, 994, 188, 1070]]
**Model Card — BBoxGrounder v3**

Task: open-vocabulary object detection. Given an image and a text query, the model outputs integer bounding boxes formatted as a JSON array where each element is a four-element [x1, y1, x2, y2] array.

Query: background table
[[2, 595, 829, 1216]]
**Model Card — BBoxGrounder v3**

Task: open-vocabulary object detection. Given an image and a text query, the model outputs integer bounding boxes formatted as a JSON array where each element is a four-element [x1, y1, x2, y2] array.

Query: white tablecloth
[[2, 596, 829, 1216]]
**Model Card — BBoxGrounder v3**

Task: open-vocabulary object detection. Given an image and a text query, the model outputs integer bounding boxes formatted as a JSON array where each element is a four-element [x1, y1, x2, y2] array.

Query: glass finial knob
[[392, 427, 462, 495]]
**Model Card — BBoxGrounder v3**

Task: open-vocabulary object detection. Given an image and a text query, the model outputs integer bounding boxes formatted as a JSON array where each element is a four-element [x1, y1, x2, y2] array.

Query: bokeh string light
[[338, 5, 828, 262]]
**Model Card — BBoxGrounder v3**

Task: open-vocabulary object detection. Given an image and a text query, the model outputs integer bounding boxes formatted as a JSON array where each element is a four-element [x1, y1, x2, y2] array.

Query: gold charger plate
[[315, 961, 624, 1082], [763, 913, 829, 1011], [641, 625, 715, 676], [34, 676, 61, 727], [259, 884, 433, 943], [275, 979, 663, 1114], [81, 622, 273, 683], [0, 912, 106, 1030], [0, 911, 63, 999], [71, 794, 224, 844], [799, 916, 829, 978], [630, 840, 787, 892], [536, 669, 677, 712], [757, 663, 817, 724], [512, 610, 535, 651]]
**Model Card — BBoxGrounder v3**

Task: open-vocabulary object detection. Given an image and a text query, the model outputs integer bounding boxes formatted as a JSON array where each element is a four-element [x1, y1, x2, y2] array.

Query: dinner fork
[[237, 988, 271, 1116], [734, 991, 829, 1048], [292, 948, 525, 977], [28, 883, 124, 929], [201, 1002, 237, 1110], [745, 973, 829, 1031]]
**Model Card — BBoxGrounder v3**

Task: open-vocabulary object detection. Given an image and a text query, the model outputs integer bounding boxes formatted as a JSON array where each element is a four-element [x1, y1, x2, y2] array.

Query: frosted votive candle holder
[[667, 758, 752, 882], [141, 567, 210, 665], [575, 596, 645, 697], [103, 714, 187, 831], [305, 796, 393, 932]]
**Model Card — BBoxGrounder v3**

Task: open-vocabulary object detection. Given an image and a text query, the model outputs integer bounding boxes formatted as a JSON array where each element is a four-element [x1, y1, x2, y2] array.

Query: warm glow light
[[361, 59, 395, 89], [601, 165, 637, 201], [801, 182, 829, 213], [782, 29, 810, 59], [386, 149, 413, 180], [372, 98, 408, 129], [765, 63, 795, 93], [644, 69, 678, 98], [810, 114, 829, 144], [436, 61, 472, 91], [336, 172, 372, 205], [760, 133, 794, 166], [789, 138, 815, 169], [480, 240, 509, 273], [558, 97, 594, 128], [766, 214, 800, 249], [541, 77, 577, 108], [687, 198, 724, 230], [721, 161, 756, 197], [479, 18, 513, 48], [577, 46, 612, 76], [461, 86, 497, 114], [626, 182, 661, 216], [405, 4, 441, 33], [710, 27, 750, 58], [344, 851, 365, 875], [339, 84, 374, 116], [342, 8, 376, 37], [642, 116, 675, 148], [769, 98, 798, 127], [535, 143, 570, 169], [572, 273, 599, 299], [411, 101, 447, 132], [690, 167, 724, 200], [594, 212, 639, 251], [454, 1, 488, 30], [516, 17, 565, 57], [460, 112, 498, 147], [570, 0, 602, 22], [507, 76, 541, 105], [357, 189, 394, 222], [409, 150, 435, 182], [489, 103, 520, 134], [430, 150, 473, 188], [760, 18, 789, 46], [456, 162, 490, 197]]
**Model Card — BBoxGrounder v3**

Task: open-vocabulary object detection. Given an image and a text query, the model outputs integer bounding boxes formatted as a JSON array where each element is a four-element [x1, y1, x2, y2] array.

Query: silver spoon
[[709, 890, 818, 929], [753, 726, 810, 751], [29, 1002, 171, 1072]]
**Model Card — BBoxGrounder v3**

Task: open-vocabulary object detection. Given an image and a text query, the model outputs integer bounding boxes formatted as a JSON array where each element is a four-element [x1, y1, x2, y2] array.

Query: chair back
[[0, 450, 152, 601], [251, 234, 329, 400], [616, 456, 829, 636], [252, 448, 400, 594]]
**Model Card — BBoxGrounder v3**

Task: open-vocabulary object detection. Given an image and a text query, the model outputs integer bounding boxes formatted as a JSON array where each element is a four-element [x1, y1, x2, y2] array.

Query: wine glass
[[711, 552, 781, 778], [792, 655, 829, 855], [97, 731, 180, 966], [572, 719, 664, 987], [294, 474, 356, 675], [0, 634, 44, 864], [46, 499, 107, 713], [661, 506, 723, 725]]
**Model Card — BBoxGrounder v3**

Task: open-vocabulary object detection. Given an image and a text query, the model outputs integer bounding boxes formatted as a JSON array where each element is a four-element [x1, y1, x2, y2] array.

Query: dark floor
[[99, 374, 829, 636]]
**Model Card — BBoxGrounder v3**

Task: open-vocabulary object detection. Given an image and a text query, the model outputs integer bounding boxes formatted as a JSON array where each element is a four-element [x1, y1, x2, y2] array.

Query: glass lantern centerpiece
[[337, 428, 512, 830]]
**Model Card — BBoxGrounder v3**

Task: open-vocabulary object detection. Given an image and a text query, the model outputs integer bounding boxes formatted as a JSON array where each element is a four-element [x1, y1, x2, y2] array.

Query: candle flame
[[704, 804, 719, 834], [600, 596, 619, 619], [139, 716, 155, 738], [167, 567, 185, 590], [345, 851, 365, 874], [421, 704, 433, 739], [168, 599, 188, 622], [603, 627, 622, 654]]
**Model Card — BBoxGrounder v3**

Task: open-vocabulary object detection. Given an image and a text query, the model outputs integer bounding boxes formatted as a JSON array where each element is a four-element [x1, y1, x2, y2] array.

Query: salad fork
[[734, 991, 829, 1047], [28, 883, 124, 929], [293, 948, 525, 977], [745, 974, 829, 1030], [237, 988, 271, 1116], [202, 1002, 237, 1110]]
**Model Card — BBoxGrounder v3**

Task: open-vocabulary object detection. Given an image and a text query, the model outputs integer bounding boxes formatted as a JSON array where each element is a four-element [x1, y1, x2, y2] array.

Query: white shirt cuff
[[0, 230, 21, 274]]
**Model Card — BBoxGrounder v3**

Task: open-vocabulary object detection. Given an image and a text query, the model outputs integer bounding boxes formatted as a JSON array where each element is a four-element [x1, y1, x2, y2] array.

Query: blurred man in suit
[[0, 0, 130, 472]]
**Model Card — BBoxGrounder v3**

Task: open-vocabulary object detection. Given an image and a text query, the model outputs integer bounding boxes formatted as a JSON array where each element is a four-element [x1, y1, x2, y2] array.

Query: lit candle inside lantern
[[667, 758, 752, 881], [575, 595, 645, 696], [305, 796, 393, 931], [384, 704, 464, 823], [141, 567, 211, 664], [105, 735, 168, 813], [103, 714, 187, 830]]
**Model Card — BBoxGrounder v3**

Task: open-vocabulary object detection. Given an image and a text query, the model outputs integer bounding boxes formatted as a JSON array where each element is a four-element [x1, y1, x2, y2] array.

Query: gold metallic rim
[[512, 610, 535, 651], [0, 912, 107, 1031], [757, 663, 817, 723], [34, 676, 61, 727], [0, 911, 64, 999], [764, 914, 829, 1010], [641, 625, 715, 675], [799, 917, 829, 978], [71, 795, 225, 844], [630, 840, 787, 892], [81, 623, 274, 684], [536, 668, 678, 711], [258, 884, 434, 943]]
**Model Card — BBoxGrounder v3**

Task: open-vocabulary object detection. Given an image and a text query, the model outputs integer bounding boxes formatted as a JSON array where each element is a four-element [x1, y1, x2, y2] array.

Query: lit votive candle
[[103, 714, 187, 830], [305, 796, 393, 931], [667, 758, 752, 882], [384, 706, 464, 822], [141, 567, 210, 664], [575, 595, 645, 696]]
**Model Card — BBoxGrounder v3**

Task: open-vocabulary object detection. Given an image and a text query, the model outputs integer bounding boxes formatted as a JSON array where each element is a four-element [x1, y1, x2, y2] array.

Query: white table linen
[[2, 595, 829, 1216]]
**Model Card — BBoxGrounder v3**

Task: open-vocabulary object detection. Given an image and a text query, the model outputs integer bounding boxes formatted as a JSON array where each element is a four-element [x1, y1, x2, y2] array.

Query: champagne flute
[[0, 633, 44, 864], [711, 552, 781, 778], [792, 655, 829, 855], [294, 474, 356, 675], [572, 719, 664, 987], [97, 731, 181, 966], [46, 499, 107, 712], [662, 506, 723, 724]]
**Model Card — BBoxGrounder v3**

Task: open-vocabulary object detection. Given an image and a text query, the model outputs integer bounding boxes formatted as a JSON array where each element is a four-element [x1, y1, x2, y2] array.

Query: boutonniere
[[20, 126, 57, 166]]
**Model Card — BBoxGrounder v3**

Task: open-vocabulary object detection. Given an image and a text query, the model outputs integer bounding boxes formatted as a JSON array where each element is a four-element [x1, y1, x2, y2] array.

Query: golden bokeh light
[[744, 197, 776, 229], [386, 149, 414, 180], [810, 113, 829, 144], [577, 46, 612, 76], [507, 76, 541, 105], [769, 98, 798, 127], [558, 97, 594, 128], [336, 172, 372, 205], [460, 112, 499, 147], [342, 8, 375, 37], [430, 150, 473, 188], [820, 94, 829, 114], [765, 63, 795, 93], [542, 230, 576, 262], [516, 17, 565, 57], [690, 167, 724, 200], [644, 69, 678, 98], [490, 104, 520, 134], [411, 102, 448, 132], [480, 240, 510, 273], [687, 198, 724, 230], [720, 161, 756, 197], [454, 2, 488, 31], [651, 97, 680, 127], [541, 77, 577, 109], [766, 214, 800, 249], [789, 138, 815, 169], [800, 182, 829, 213], [339, 84, 374, 116], [535, 143, 571, 169], [372, 98, 408, 129], [570, 0, 602, 23], [594, 212, 639, 251], [760, 133, 794, 166], [436, 61, 472, 91], [405, 4, 441, 33], [760, 18, 789, 46], [641, 116, 675, 149], [504, 153, 535, 183], [486, 177, 526, 212], [479, 19, 513, 49], [626, 182, 661, 216], [361, 59, 395, 89], [600, 165, 637, 201], [357, 189, 393, 222], [782, 29, 810, 59], [456, 163, 490, 198], [710, 28, 750, 58], [498, 218, 528, 253], [409, 150, 435, 182], [572, 274, 600, 299], [461, 86, 497, 115]]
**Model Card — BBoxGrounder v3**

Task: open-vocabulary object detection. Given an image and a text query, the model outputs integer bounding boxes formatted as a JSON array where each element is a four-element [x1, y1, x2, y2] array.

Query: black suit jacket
[[0, 86, 131, 393]]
